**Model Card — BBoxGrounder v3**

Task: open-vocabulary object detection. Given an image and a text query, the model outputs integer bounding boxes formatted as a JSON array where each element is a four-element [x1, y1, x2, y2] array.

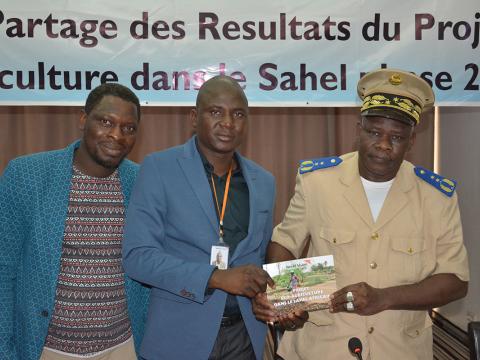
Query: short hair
[[196, 75, 248, 109], [84, 82, 141, 120]]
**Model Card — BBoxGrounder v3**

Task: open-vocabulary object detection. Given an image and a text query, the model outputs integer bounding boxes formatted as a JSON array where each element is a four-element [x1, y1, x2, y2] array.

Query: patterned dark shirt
[[196, 142, 250, 316], [44, 166, 132, 355]]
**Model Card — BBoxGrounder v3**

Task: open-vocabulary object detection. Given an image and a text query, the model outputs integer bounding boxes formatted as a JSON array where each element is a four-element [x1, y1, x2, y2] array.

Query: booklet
[[262, 255, 336, 315]]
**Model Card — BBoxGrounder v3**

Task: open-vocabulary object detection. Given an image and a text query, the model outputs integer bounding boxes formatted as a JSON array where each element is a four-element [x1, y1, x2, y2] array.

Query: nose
[[108, 124, 123, 140], [375, 134, 392, 151], [219, 113, 234, 128]]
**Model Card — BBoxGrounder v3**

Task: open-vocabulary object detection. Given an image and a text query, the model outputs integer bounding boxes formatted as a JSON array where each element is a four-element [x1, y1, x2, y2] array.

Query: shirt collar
[[195, 138, 242, 176]]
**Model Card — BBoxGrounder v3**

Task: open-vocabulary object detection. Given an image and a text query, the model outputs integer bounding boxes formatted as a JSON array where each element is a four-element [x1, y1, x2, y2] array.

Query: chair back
[[469, 321, 480, 360]]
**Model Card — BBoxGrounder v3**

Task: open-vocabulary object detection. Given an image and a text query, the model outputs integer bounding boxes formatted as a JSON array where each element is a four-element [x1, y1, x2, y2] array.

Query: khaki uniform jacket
[[273, 152, 469, 360]]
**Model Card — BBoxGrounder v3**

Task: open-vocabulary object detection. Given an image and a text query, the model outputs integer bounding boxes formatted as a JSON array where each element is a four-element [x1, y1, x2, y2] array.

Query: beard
[[91, 150, 125, 170]]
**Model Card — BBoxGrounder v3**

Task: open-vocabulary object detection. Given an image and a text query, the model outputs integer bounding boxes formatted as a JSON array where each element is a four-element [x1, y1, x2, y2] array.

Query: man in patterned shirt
[[0, 83, 149, 360]]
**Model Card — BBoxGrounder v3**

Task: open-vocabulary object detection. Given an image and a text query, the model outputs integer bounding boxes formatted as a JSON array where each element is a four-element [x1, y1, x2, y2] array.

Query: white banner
[[0, 0, 479, 106]]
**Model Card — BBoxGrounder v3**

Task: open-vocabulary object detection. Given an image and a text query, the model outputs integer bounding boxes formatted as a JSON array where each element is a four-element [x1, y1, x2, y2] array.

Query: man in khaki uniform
[[253, 69, 469, 359]]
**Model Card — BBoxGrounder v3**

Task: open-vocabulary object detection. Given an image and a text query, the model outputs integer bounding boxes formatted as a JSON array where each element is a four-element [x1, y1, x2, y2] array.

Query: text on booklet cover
[[263, 255, 336, 315]]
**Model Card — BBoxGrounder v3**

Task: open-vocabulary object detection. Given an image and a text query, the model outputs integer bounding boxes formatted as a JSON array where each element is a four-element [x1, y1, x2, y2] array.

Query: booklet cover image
[[263, 255, 336, 315]]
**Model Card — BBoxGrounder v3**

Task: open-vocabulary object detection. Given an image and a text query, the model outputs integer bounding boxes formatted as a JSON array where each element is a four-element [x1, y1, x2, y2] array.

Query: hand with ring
[[328, 282, 388, 316], [276, 310, 309, 331], [329, 288, 358, 313]]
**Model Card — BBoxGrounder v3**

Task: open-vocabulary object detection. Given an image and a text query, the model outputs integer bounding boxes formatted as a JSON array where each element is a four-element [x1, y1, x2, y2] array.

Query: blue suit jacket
[[0, 141, 149, 360], [123, 136, 275, 360]]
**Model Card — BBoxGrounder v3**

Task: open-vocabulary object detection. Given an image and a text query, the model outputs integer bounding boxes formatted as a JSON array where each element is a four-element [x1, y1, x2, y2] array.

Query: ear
[[356, 120, 362, 137], [407, 130, 416, 152], [79, 110, 87, 131], [190, 108, 198, 131], [355, 120, 362, 147]]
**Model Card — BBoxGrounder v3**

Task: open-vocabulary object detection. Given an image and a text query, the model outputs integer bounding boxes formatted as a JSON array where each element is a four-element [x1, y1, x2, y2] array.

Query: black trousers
[[208, 320, 256, 360]]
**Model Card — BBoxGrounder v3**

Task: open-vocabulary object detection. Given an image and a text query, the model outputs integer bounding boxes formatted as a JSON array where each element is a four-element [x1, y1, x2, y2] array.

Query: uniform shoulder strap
[[414, 166, 457, 197], [299, 156, 342, 174]]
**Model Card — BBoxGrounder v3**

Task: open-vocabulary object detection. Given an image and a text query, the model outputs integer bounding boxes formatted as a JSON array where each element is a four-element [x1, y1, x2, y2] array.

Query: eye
[[210, 109, 222, 117], [367, 129, 380, 137], [391, 135, 405, 143], [233, 111, 246, 119], [100, 118, 112, 127], [122, 125, 137, 135]]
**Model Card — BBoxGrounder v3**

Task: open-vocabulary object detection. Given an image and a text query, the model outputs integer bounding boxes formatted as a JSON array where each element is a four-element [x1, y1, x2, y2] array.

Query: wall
[[437, 107, 480, 330], [0, 106, 434, 225]]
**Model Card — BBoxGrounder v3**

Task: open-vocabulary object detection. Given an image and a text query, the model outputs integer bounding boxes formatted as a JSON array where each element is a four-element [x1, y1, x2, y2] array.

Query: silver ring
[[346, 291, 354, 302], [346, 301, 355, 312]]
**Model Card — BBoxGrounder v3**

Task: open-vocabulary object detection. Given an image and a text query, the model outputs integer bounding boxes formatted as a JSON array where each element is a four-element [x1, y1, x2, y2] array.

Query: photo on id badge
[[211, 245, 229, 270]]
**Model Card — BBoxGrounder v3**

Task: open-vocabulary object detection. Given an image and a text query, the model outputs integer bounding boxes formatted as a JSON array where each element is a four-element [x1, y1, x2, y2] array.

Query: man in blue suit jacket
[[0, 83, 149, 360], [123, 76, 276, 360]]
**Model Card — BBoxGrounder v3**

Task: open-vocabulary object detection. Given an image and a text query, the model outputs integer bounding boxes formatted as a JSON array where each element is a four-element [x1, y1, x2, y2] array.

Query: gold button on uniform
[[371, 232, 379, 240], [369, 261, 377, 269], [368, 327, 374, 334]]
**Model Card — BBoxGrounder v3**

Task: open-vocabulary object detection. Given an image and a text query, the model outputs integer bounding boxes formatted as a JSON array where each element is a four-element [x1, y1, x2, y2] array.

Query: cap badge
[[389, 74, 402, 85]]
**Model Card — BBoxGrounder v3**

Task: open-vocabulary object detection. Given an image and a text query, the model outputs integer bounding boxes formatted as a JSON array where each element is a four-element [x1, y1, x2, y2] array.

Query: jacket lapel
[[374, 162, 413, 231], [45, 141, 80, 291], [341, 154, 414, 230], [118, 161, 136, 206], [340, 153, 374, 228], [177, 137, 218, 234], [231, 154, 260, 261]]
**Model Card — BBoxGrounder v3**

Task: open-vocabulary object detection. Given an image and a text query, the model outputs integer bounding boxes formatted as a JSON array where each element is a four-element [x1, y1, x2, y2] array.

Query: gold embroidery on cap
[[361, 92, 420, 124]]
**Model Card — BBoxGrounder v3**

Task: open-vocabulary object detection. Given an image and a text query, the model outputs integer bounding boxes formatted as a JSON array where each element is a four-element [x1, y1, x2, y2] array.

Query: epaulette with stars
[[414, 166, 457, 197], [299, 156, 342, 174]]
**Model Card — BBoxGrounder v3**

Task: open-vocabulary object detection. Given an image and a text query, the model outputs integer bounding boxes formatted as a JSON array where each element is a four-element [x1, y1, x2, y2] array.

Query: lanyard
[[210, 161, 233, 243]]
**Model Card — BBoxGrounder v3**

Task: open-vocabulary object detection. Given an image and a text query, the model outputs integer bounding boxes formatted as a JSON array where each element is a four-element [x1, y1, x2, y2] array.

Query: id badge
[[210, 244, 229, 270]]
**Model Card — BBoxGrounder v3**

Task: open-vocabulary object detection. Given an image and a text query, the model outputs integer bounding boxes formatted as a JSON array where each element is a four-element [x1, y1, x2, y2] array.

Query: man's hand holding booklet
[[262, 255, 336, 316]]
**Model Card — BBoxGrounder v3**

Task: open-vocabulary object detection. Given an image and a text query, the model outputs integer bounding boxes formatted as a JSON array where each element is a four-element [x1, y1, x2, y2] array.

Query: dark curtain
[[0, 106, 433, 225]]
